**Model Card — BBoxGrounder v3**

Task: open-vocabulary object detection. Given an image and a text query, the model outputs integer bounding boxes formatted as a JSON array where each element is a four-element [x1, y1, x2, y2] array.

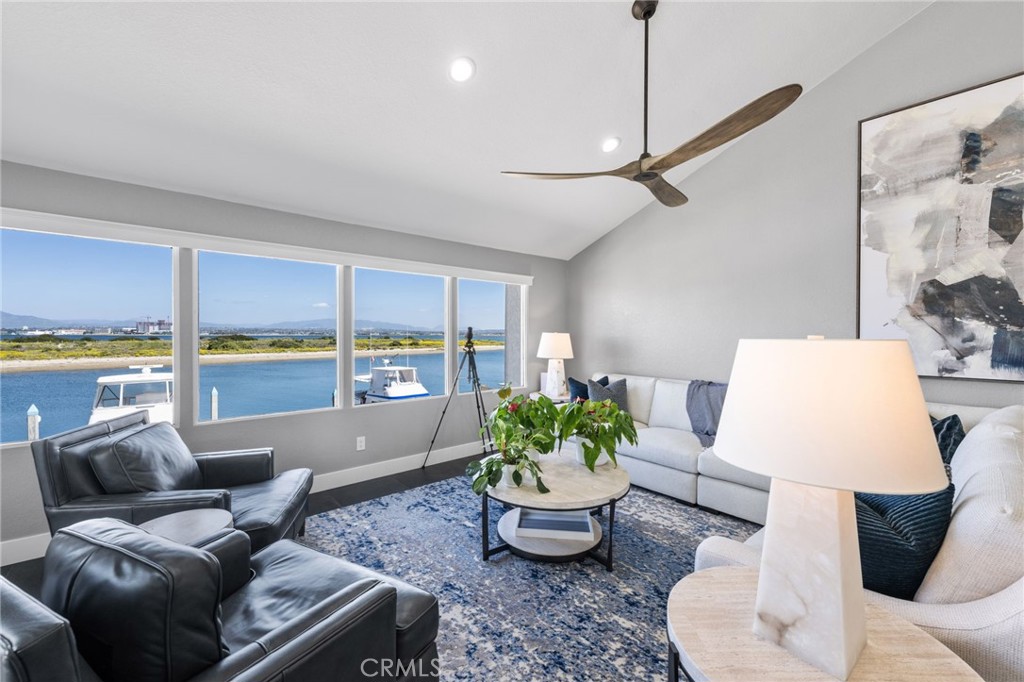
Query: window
[[353, 268, 445, 404], [457, 279, 522, 393], [197, 251, 337, 421], [0, 228, 172, 443]]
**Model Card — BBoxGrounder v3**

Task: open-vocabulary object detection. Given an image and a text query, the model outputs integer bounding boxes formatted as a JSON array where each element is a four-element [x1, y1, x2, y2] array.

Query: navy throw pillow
[[569, 375, 606, 403], [931, 414, 966, 465], [589, 378, 628, 413], [855, 414, 966, 599]]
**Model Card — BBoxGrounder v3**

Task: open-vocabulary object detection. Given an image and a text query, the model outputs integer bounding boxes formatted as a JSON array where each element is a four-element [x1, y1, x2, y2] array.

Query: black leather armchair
[[31, 412, 313, 552], [0, 577, 102, 682], [21, 518, 439, 682]]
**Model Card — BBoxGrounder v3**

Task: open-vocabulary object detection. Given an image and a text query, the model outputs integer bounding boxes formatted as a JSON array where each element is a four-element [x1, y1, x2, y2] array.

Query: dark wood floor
[[1, 454, 479, 599]]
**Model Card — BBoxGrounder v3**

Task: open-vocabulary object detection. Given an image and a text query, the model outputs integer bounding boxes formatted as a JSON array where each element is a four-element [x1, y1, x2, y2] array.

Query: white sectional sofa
[[590, 372, 770, 523]]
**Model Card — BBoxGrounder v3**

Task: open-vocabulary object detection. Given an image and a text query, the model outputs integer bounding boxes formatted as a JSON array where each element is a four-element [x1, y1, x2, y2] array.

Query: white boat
[[89, 365, 173, 424], [355, 359, 429, 404]]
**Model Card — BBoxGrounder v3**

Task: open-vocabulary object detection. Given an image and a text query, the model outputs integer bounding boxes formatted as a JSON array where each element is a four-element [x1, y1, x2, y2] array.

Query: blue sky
[[1, 229, 172, 321], [355, 269, 506, 330], [200, 251, 336, 324], [2, 229, 506, 328]]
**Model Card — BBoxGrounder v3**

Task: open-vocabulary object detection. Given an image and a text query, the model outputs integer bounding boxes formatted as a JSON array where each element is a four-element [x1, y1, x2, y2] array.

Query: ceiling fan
[[502, 0, 802, 207]]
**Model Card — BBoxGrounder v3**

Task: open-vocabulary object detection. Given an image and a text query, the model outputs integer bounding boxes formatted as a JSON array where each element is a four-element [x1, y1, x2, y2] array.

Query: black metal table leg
[[586, 497, 618, 571], [481, 491, 509, 561], [482, 491, 490, 560], [606, 497, 616, 571], [667, 638, 695, 682]]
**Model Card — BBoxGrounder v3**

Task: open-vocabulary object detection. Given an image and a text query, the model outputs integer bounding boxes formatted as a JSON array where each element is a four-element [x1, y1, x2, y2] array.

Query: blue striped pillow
[[855, 415, 965, 599]]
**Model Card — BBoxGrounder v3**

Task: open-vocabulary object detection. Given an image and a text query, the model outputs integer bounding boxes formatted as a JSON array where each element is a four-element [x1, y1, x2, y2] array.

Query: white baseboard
[[1, 532, 51, 567], [310, 441, 482, 493], [1, 441, 483, 565]]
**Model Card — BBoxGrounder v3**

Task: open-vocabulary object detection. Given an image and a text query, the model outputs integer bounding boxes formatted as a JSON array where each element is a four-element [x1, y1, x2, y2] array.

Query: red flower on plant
[[507, 402, 519, 413]]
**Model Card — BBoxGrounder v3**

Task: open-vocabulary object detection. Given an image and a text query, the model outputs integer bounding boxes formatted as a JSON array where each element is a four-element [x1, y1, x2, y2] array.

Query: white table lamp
[[537, 332, 574, 398], [714, 339, 947, 680]]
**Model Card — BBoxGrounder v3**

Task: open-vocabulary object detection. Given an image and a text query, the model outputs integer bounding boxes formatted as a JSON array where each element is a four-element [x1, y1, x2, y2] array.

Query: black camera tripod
[[422, 327, 493, 468]]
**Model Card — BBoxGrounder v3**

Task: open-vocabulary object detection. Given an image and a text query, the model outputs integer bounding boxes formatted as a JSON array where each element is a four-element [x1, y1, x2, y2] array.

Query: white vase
[[524, 449, 540, 482], [502, 464, 518, 486], [575, 438, 611, 467]]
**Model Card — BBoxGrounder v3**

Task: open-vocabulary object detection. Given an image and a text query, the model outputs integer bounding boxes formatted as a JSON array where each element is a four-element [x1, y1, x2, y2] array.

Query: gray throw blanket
[[686, 380, 728, 447]]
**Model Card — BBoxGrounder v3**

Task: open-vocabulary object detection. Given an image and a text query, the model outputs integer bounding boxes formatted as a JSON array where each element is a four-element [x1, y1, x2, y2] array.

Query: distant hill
[[1, 311, 140, 329]]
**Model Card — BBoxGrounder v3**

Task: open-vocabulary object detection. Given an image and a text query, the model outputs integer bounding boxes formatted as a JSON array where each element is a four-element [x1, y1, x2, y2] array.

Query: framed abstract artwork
[[858, 72, 1024, 381]]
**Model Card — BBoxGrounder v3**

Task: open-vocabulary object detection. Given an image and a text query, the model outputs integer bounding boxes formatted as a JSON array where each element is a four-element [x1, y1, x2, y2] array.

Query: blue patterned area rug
[[301, 476, 758, 681]]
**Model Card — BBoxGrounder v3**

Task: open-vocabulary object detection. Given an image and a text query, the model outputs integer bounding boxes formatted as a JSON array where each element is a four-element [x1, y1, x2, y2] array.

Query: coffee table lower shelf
[[481, 492, 619, 571]]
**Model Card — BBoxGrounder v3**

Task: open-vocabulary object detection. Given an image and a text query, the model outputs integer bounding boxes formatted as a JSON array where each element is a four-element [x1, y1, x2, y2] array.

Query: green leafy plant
[[556, 399, 638, 471], [465, 385, 555, 494]]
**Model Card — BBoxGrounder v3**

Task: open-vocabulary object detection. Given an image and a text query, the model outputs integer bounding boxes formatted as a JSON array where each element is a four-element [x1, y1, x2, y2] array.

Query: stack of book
[[516, 509, 595, 541]]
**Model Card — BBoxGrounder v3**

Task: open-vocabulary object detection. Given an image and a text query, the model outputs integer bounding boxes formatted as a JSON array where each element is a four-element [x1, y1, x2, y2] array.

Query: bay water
[[0, 349, 506, 443]]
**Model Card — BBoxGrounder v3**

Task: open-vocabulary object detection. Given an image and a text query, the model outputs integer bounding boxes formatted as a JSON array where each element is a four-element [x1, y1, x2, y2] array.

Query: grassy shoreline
[[0, 345, 505, 374]]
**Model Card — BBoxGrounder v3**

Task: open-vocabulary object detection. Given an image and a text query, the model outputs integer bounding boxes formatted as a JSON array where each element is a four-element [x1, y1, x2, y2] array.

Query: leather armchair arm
[[45, 489, 231, 533], [194, 449, 275, 488], [191, 580, 399, 682]]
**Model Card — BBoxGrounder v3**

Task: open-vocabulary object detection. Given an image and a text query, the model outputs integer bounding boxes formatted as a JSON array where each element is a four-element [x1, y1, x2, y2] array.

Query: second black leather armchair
[[27, 518, 439, 682]]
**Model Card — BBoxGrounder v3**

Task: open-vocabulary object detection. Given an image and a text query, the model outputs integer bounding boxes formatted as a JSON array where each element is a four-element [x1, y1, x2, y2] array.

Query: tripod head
[[463, 326, 476, 353]]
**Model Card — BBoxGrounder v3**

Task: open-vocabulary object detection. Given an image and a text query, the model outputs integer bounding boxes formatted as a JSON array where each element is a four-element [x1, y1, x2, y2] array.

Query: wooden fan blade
[[501, 170, 615, 180], [636, 175, 688, 207], [648, 84, 802, 173], [502, 159, 641, 181]]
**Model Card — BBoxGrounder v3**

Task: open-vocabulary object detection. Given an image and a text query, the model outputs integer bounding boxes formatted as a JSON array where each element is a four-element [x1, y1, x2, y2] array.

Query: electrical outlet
[[356, 436, 366, 451]]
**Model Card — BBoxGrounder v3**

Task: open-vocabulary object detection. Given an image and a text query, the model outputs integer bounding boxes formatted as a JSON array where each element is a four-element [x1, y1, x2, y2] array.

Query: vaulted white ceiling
[[2, 2, 926, 259]]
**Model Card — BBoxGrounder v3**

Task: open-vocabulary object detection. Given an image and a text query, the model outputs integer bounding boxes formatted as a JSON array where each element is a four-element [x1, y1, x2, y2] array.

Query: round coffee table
[[481, 456, 630, 571]]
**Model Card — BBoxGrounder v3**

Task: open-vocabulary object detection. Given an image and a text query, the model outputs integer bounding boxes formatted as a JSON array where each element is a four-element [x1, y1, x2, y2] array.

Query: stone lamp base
[[753, 478, 867, 680]]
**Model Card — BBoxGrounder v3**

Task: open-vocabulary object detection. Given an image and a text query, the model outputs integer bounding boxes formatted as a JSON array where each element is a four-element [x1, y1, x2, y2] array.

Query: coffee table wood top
[[486, 455, 630, 510], [667, 566, 982, 681]]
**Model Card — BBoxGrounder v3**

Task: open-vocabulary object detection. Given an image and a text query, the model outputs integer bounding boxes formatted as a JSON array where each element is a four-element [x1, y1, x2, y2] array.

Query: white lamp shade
[[715, 339, 947, 495], [537, 332, 574, 359]]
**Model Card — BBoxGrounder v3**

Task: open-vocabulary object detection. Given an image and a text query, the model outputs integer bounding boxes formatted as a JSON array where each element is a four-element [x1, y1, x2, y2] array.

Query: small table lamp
[[537, 332, 574, 398], [714, 339, 947, 680]]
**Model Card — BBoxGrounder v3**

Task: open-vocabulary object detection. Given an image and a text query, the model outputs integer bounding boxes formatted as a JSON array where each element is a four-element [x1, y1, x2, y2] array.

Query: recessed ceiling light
[[601, 137, 621, 153], [449, 57, 475, 83]]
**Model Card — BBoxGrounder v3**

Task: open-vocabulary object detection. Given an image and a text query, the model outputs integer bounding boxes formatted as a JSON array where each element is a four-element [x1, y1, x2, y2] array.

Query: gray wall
[[567, 2, 1024, 410], [1, 161, 568, 542]]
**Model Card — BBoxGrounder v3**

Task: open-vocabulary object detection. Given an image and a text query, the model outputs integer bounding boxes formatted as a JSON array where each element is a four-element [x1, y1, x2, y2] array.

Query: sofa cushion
[[926, 402, 998, 432], [931, 414, 966, 464], [222, 540, 438, 663], [595, 374, 656, 425], [41, 519, 225, 682], [229, 468, 313, 553], [855, 483, 955, 600], [915, 406, 1024, 604], [648, 379, 692, 431], [698, 447, 771, 491], [853, 415, 964, 600], [615, 427, 704, 473], [589, 378, 628, 412], [89, 422, 201, 494], [569, 375, 605, 403]]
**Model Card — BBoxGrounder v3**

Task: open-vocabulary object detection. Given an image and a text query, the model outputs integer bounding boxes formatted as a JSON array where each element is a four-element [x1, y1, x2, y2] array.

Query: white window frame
[[1, 208, 533, 436]]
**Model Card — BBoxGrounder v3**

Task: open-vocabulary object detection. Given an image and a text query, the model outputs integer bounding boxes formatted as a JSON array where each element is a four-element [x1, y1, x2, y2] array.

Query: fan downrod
[[631, 0, 658, 21]]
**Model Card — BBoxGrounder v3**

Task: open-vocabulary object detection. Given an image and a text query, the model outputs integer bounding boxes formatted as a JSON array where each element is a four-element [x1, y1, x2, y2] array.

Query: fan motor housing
[[632, 0, 658, 21]]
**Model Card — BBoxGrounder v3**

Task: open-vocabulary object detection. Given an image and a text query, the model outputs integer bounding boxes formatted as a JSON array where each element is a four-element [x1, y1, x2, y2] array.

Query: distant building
[[135, 319, 173, 334]]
